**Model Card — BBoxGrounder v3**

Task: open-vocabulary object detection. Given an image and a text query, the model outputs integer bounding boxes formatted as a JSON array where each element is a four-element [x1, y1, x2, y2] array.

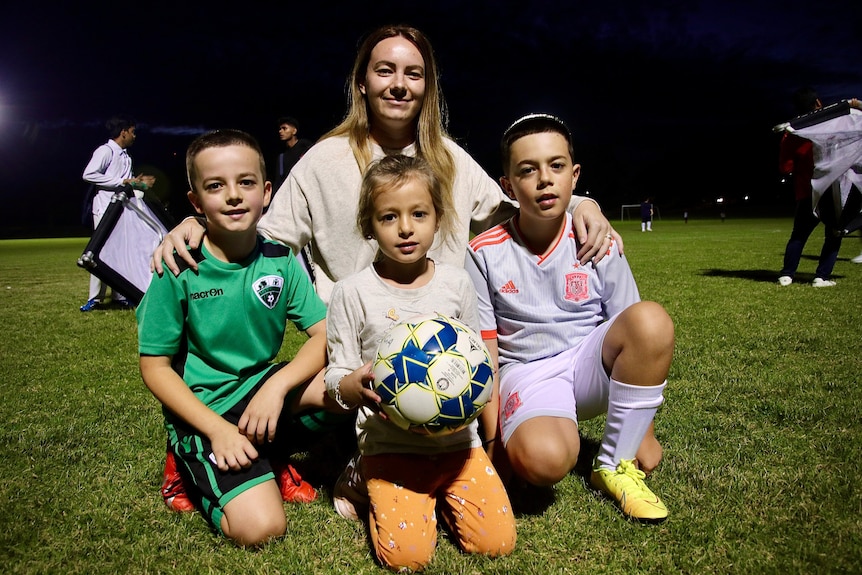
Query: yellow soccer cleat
[[590, 458, 668, 522]]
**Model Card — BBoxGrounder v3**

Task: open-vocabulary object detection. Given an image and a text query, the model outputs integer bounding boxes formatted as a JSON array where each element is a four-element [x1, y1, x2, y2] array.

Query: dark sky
[[2, 1, 861, 234]]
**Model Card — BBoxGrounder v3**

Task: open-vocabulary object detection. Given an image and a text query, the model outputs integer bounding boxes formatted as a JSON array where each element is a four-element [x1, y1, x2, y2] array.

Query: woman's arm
[[150, 217, 207, 276]]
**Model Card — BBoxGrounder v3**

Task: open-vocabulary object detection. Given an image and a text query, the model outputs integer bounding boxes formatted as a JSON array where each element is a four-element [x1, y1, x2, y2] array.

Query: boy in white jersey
[[465, 114, 674, 521]]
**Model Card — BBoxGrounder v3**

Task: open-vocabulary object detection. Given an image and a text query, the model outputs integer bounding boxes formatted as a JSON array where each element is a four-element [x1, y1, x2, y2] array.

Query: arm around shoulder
[[257, 153, 318, 252], [151, 216, 207, 276], [569, 196, 625, 263], [567, 194, 600, 212]]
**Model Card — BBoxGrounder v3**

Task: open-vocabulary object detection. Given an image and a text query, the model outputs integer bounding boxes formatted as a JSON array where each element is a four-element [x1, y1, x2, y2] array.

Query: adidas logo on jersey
[[500, 280, 519, 294]]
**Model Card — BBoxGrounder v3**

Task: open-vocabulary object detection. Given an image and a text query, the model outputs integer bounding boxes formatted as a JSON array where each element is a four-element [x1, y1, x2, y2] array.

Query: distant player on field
[[640, 197, 654, 232], [466, 114, 674, 522]]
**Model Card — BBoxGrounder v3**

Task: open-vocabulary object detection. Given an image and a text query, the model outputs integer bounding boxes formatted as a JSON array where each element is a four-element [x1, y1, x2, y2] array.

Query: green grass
[[1, 220, 861, 574]]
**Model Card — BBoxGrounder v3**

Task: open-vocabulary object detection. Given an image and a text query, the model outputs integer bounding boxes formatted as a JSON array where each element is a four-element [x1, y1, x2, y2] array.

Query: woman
[[153, 25, 621, 303]]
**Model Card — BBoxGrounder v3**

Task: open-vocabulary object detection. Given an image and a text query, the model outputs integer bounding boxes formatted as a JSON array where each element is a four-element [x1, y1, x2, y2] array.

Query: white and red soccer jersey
[[465, 212, 639, 374]]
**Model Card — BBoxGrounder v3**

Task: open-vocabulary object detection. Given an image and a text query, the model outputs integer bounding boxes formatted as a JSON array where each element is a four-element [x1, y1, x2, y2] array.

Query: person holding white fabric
[[151, 25, 621, 304], [81, 115, 155, 311], [777, 90, 862, 287]]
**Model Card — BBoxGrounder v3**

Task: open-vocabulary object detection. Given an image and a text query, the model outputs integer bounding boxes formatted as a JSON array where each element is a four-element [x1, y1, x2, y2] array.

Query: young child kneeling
[[466, 114, 673, 522], [325, 154, 516, 571], [137, 130, 349, 546]]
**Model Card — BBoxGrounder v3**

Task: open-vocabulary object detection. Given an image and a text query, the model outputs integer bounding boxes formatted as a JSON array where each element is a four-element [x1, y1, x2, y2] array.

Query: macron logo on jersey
[[500, 280, 519, 294]]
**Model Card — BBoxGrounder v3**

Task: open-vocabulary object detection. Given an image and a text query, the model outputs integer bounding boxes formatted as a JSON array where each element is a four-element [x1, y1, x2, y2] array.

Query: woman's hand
[[151, 217, 207, 275], [572, 200, 624, 264]]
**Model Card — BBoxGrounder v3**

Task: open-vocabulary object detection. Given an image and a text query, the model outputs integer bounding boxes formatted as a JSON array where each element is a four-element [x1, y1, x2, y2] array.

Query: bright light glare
[[716, 197, 724, 204]]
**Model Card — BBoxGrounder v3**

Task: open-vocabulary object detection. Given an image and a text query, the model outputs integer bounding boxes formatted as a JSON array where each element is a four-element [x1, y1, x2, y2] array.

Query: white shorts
[[498, 315, 619, 446]]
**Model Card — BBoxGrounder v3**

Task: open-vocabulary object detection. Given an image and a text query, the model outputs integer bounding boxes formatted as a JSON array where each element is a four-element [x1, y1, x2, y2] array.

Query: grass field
[[1, 218, 861, 574]]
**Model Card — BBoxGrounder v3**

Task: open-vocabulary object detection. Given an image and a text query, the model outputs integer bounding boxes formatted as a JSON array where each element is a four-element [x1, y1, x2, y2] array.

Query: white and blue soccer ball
[[372, 313, 494, 435]]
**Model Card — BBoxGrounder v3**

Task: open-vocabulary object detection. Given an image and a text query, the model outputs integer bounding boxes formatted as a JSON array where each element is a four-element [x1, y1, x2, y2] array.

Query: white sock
[[596, 379, 666, 470]]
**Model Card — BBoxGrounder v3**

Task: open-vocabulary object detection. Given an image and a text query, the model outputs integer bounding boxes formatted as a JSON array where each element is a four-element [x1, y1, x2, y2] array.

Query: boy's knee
[[624, 302, 674, 349], [509, 435, 578, 486], [515, 459, 572, 486], [223, 511, 286, 547]]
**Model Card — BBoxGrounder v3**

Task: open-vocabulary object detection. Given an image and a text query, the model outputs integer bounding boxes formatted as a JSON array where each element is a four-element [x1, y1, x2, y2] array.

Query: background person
[[273, 116, 314, 194], [641, 197, 653, 232], [273, 115, 316, 275], [777, 87, 844, 287], [80, 115, 155, 311]]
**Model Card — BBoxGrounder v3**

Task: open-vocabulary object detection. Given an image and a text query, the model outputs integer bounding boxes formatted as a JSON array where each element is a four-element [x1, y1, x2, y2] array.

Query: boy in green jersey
[[137, 129, 347, 546]]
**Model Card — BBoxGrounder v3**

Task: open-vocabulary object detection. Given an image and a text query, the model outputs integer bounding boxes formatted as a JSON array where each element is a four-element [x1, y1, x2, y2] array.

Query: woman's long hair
[[322, 25, 456, 208]]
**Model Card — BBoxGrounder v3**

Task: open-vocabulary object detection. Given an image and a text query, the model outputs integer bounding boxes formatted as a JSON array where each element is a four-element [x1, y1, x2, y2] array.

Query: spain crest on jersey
[[252, 275, 284, 309], [565, 272, 589, 302]]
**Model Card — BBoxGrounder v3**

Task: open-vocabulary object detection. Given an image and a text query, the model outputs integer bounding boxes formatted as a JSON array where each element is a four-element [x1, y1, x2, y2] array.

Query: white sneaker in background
[[812, 278, 836, 287], [778, 276, 793, 286]]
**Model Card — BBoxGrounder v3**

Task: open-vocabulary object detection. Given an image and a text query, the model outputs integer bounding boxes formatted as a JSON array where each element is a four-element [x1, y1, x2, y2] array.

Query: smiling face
[[370, 175, 438, 275], [501, 131, 580, 228], [360, 35, 426, 142], [187, 144, 271, 240]]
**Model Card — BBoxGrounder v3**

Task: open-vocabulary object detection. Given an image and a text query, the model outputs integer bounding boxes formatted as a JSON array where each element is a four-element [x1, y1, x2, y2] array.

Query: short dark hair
[[277, 116, 299, 130], [792, 86, 820, 116], [500, 113, 574, 175], [106, 115, 136, 139], [186, 129, 267, 190]]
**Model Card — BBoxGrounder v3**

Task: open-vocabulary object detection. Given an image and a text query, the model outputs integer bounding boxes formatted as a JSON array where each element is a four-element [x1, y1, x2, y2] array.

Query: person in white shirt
[[325, 154, 515, 571], [80, 115, 155, 311]]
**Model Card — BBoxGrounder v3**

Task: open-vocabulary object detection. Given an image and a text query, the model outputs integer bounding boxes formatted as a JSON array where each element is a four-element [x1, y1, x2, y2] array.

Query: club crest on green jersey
[[253, 275, 284, 309]]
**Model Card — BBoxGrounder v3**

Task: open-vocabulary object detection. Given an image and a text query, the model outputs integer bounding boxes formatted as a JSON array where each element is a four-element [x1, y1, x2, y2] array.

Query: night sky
[[1, 1, 861, 236]]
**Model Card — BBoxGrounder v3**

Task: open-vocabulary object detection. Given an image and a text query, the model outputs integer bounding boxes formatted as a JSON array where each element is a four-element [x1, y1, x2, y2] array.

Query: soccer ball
[[372, 313, 494, 435]]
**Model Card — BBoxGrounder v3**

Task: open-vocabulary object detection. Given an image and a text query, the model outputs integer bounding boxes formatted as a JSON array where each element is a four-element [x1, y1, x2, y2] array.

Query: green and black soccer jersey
[[136, 237, 326, 426]]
